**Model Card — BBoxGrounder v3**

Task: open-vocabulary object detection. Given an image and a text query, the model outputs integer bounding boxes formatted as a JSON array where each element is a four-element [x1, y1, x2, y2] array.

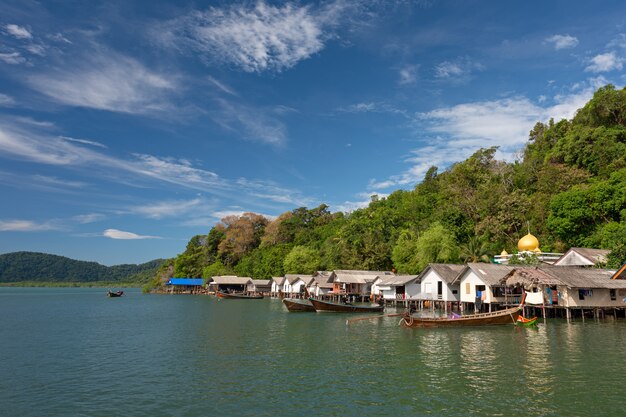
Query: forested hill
[[0, 252, 164, 283], [162, 85, 626, 283]]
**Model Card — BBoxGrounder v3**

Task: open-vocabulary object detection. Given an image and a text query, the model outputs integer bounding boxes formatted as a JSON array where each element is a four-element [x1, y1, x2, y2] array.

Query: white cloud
[[332, 192, 389, 213], [31, 175, 87, 189], [158, 1, 334, 72], [0, 51, 26, 64], [585, 52, 623, 73], [26, 50, 176, 114], [211, 98, 288, 145], [0, 219, 60, 232], [72, 213, 106, 224], [4, 24, 32, 40], [103, 229, 160, 240], [434, 58, 484, 81], [398, 65, 418, 85], [337, 101, 409, 118], [60, 136, 107, 148], [545, 34, 579, 50], [131, 199, 203, 219], [0, 93, 15, 106], [607, 34, 626, 50]]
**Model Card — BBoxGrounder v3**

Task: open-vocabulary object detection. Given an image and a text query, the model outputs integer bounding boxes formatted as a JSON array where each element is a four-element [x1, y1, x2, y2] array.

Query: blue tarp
[[167, 278, 204, 286]]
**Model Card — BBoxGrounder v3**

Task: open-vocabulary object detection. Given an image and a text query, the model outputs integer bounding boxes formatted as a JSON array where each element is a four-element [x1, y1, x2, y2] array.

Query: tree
[[283, 246, 321, 274], [392, 223, 459, 274], [218, 212, 269, 265]]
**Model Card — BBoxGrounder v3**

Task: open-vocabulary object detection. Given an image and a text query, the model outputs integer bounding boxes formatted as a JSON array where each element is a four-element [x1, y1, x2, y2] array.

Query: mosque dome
[[500, 249, 508, 256], [518, 233, 539, 252]]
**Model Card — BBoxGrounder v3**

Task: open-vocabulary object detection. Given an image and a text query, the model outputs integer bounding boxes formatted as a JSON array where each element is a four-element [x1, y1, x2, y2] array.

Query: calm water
[[1, 288, 625, 417]]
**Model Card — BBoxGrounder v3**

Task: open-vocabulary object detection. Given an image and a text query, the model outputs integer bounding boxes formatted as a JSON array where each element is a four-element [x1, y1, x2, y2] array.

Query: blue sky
[[1, 0, 625, 265]]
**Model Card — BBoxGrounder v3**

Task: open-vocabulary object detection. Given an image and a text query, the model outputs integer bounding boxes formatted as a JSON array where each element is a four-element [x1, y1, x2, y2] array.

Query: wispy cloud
[[585, 52, 623, 73], [332, 192, 389, 213], [0, 51, 25, 65], [103, 229, 160, 240], [545, 34, 578, 50], [157, 1, 342, 73], [26, 49, 177, 114], [210, 98, 288, 145], [0, 116, 312, 209], [130, 198, 203, 219], [398, 65, 418, 85], [4, 24, 32, 40], [434, 58, 483, 81], [72, 213, 106, 224], [0, 93, 15, 107], [337, 101, 409, 118], [60, 136, 107, 149], [0, 219, 61, 232]]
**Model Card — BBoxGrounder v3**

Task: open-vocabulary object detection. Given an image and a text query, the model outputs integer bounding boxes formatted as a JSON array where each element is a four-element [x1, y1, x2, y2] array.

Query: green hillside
[[161, 85, 626, 283], [0, 251, 164, 283]]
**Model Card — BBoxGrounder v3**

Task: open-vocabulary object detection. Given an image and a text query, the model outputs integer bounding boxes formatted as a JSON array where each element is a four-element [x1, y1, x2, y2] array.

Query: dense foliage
[[0, 252, 164, 283], [167, 85, 626, 280]]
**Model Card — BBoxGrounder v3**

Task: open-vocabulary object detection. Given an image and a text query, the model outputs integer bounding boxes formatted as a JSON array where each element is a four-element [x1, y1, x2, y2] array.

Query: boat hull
[[515, 316, 538, 327], [282, 298, 316, 312], [216, 291, 263, 299], [107, 291, 123, 297], [309, 298, 384, 313], [402, 307, 521, 328]]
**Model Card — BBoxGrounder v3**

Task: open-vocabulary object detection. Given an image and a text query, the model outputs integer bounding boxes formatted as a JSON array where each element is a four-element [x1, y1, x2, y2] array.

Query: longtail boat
[[216, 290, 263, 299], [401, 293, 526, 328], [515, 315, 538, 327], [107, 290, 124, 297], [282, 298, 316, 312], [309, 298, 384, 313]]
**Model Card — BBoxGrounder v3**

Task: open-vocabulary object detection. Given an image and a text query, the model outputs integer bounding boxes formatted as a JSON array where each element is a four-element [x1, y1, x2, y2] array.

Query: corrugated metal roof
[[271, 277, 285, 285], [457, 263, 515, 286], [334, 270, 393, 284], [555, 247, 610, 265], [420, 263, 465, 284], [167, 278, 204, 286], [284, 274, 313, 284], [377, 275, 419, 286], [210, 276, 252, 285], [251, 279, 270, 285], [540, 266, 626, 289]]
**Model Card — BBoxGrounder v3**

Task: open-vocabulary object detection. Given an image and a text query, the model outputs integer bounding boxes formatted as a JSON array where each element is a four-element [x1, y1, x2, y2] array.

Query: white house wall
[[560, 287, 626, 308], [459, 271, 493, 304], [420, 270, 459, 302]]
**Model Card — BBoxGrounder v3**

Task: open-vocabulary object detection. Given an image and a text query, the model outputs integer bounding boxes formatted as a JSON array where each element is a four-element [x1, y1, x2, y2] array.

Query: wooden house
[[372, 274, 419, 300], [249, 279, 271, 295], [165, 278, 205, 294], [308, 271, 334, 296], [454, 263, 516, 312], [612, 263, 626, 280], [282, 274, 311, 297], [417, 263, 465, 303], [333, 270, 394, 296], [553, 248, 610, 267], [209, 276, 252, 293], [270, 277, 285, 296]]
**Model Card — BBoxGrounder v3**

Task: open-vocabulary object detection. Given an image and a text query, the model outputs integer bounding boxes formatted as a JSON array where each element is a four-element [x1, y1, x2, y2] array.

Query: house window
[[578, 289, 585, 300], [610, 289, 616, 301], [452, 289, 458, 295], [465, 283, 470, 294]]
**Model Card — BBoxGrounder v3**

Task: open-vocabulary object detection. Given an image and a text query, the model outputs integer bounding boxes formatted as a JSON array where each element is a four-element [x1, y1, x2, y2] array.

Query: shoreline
[[0, 281, 142, 288]]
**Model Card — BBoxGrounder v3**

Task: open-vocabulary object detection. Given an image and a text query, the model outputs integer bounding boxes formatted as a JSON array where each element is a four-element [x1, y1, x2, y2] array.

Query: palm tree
[[460, 236, 491, 263]]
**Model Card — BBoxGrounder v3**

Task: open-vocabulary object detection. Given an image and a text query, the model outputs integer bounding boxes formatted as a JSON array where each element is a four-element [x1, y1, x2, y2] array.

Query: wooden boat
[[401, 293, 526, 328], [216, 290, 263, 299], [282, 298, 316, 312], [515, 316, 538, 327], [309, 298, 384, 313], [107, 290, 124, 297]]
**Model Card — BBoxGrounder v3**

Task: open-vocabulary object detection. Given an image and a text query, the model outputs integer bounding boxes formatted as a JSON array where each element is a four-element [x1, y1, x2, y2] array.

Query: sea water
[[1, 287, 624, 416]]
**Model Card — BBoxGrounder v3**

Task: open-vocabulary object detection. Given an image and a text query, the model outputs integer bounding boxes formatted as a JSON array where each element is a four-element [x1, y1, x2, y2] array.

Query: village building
[[165, 278, 205, 294], [454, 263, 517, 312], [612, 263, 626, 280], [270, 277, 285, 296], [493, 232, 562, 265], [553, 247, 610, 266], [248, 279, 271, 295], [282, 274, 311, 297], [308, 271, 334, 297], [208, 276, 252, 293], [332, 270, 394, 300], [372, 274, 420, 301], [502, 266, 626, 319], [417, 263, 464, 303]]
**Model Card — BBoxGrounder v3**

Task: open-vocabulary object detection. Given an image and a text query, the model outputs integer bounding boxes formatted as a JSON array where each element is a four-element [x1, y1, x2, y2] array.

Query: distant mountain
[[0, 251, 165, 283]]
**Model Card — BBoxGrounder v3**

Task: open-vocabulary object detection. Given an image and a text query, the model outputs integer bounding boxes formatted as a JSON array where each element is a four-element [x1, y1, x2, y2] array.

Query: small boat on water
[[107, 290, 124, 297], [309, 298, 384, 313], [401, 293, 526, 328], [282, 298, 316, 312], [515, 315, 538, 327], [216, 290, 263, 299]]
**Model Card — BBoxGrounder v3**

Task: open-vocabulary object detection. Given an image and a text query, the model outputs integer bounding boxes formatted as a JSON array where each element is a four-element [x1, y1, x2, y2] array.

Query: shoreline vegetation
[[158, 85, 626, 290]]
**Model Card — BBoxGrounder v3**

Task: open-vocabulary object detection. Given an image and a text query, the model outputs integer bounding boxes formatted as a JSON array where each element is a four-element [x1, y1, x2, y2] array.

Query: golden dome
[[533, 247, 542, 253], [500, 249, 508, 256], [518, 233, 539, 252]]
